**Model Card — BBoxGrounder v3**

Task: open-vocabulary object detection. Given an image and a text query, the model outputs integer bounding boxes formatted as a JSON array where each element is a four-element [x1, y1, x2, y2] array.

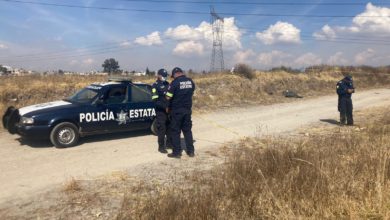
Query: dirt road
[[1, 88, 390, 203]]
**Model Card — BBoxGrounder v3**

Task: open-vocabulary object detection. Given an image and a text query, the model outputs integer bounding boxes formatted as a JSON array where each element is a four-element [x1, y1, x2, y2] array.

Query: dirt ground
[[0, 88, 390, 219]]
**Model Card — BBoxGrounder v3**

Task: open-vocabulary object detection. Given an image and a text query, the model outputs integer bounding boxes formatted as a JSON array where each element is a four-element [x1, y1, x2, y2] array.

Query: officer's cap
[[171, 67, 183, 77], [344, 75, 353, 81], [157, 69, 168, 77]]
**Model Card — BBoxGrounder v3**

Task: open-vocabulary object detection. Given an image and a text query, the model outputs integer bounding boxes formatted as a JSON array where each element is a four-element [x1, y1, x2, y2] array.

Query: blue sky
[[0, 0, 389, 72]]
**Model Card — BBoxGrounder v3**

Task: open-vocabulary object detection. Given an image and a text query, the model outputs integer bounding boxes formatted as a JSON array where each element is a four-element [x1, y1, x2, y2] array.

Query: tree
[[102, 58, 120, 74], [145, 67, 155, 76]]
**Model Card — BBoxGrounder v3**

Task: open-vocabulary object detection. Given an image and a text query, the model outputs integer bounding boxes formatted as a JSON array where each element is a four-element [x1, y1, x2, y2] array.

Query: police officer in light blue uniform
[[336, 75, 355, 125], [152, 69, 171, 153], [165, 67, 196, 158]]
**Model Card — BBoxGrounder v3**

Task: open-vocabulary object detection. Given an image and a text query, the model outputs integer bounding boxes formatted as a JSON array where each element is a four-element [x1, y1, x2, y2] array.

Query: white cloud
[[120, 40, 131, 47], [165, 24, 203, 41], [222, 17, 243, 49], [352, 3, 390, 33], [313, 25, 337, 40], [327, 52, 348, 65], [294, 53, 322, 66], [164, 17, 242, 50], [134, 31, 162, 46], [173, 41, 204, 56], [83, 58, 94, 65], [313, 3, 390, 39], [258, 50, 291, 66], [233, 49, 255, 63], [0, 44, 8, 49], [354, 48, 375, 64], [256, 21, 301, 45]]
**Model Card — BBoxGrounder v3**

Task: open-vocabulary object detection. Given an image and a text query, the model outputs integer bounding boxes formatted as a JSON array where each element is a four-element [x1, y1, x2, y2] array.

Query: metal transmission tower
[[210, 7, 224, 73]]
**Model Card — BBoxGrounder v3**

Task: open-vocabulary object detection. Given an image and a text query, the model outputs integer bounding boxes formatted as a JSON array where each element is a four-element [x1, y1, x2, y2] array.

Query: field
[[1, 70, 390, 117], [0, 70, 390, 219], [120, 108, 390, 219], [1, 106, 389, 219]]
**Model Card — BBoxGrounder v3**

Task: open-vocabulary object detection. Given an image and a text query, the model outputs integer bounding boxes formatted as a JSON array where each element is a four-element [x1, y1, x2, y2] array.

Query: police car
[[2, 78, 157, 148]]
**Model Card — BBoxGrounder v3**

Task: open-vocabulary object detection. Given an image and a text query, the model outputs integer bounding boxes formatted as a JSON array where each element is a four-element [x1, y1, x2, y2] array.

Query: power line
[[1, 0, 390, 18], [0, 42, 125, 59], [117, 0, 390, 6], [2, 29, 390, 62]]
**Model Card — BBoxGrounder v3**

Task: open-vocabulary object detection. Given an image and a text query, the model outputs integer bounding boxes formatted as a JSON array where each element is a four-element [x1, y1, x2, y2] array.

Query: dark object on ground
[[283, 90, 303, 98]]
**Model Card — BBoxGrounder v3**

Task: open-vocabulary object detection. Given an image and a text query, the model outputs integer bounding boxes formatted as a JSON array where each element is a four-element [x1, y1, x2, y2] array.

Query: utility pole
[[210, 6, 224, 73]]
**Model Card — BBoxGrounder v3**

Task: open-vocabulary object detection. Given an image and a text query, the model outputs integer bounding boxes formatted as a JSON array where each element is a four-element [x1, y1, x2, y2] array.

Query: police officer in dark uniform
[[336, 75, 355, 125], [152, 69, 171, 153], [165, 67, 196, 158]]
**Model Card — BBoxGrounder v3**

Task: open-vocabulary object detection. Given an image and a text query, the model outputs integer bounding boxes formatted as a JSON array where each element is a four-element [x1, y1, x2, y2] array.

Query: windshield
[[67, 88, 99, 104]]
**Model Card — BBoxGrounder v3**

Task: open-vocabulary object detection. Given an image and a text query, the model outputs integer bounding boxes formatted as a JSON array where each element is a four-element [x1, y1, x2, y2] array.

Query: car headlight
[[21, 117, 34, 125]]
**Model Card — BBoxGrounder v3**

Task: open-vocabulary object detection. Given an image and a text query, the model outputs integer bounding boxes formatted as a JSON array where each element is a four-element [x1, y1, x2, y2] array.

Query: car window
[[105, 86, 127, 104], [130, 84, 152, 103], [68, 88, 99, 104]]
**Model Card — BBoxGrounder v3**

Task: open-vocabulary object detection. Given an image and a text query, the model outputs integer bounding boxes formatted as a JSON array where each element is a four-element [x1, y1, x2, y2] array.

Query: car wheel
[[50, 122, 79, 148], [7, 108, 20, 134], [151, 119, 157, 135], [2, 106, 15, 129]]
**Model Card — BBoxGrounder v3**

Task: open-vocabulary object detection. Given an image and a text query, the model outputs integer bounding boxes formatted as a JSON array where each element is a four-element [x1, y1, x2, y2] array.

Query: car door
[[101, 85, 131, 132], [126, 84, 156, 130]]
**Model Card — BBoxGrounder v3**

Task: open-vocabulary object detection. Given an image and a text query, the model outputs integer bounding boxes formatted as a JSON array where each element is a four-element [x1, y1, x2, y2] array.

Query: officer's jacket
[[152, 80, 170, 111], [336, 79, 354, 98], [166, 75, 195, 113]]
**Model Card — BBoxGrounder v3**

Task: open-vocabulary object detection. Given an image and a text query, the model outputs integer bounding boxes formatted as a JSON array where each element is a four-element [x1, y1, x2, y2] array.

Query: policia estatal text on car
[[165, 67, 196, 158], [152, 69, 172, 153]]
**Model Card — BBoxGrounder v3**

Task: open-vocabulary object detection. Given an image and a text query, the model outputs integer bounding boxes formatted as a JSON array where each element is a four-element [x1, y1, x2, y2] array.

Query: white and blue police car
[[2, 78, 157, 147]]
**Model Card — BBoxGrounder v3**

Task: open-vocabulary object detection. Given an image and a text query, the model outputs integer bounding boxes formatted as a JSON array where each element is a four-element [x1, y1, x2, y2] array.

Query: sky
[[0, 0, 390, 72]]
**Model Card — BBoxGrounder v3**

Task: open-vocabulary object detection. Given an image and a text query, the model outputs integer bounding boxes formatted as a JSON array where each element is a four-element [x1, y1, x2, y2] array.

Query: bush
[[233, 63, 255, 80]]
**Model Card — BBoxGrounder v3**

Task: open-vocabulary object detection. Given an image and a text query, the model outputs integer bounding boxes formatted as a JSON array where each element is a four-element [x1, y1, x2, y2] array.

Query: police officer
[[152, 69, 171, 153], [336, 75, 355, 125], [165, 67, 195, 158]]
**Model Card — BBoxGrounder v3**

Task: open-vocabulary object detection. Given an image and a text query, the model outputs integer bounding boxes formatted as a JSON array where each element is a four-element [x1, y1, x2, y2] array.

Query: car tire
[[2, 106, 15, 129], [151, 119, 157, 135], [7, 108, 20, 134], [50, 122, 79, 148]]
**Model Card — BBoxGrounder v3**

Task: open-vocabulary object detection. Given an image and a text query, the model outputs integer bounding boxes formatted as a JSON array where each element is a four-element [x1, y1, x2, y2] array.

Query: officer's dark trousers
[[170, 110, 194, 155], [156, 110, 171, 149], [339, 97, 353, 125]]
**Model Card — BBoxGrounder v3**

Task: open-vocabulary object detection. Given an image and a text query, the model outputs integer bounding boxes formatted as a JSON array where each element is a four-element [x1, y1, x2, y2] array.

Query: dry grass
[[63, 177, 82, 193], [117, 111, 390, 219], [192, 71, 390, 111], [1, 108, 389, 219], [1, 71, 390, 116]]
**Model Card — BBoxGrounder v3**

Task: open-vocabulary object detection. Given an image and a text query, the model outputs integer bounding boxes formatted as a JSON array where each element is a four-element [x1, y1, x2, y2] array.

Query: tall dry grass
[[192, 71, 390, 111], [0, 75, 106, 116], [118, 113, 390, 219], [1, 71, 390, 121]]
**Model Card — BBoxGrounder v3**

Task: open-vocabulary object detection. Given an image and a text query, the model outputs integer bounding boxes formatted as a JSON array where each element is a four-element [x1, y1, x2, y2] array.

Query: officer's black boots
[[186, 152, 195, 157], [159, 148, 168, 154], [167, 153, 181, 158], [340, 115, 346, 125]]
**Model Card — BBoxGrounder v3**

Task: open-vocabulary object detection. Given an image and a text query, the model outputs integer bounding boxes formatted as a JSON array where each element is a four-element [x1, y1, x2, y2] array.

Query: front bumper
[[15, 124, 51, 139], [3, 107, 50, 139]]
